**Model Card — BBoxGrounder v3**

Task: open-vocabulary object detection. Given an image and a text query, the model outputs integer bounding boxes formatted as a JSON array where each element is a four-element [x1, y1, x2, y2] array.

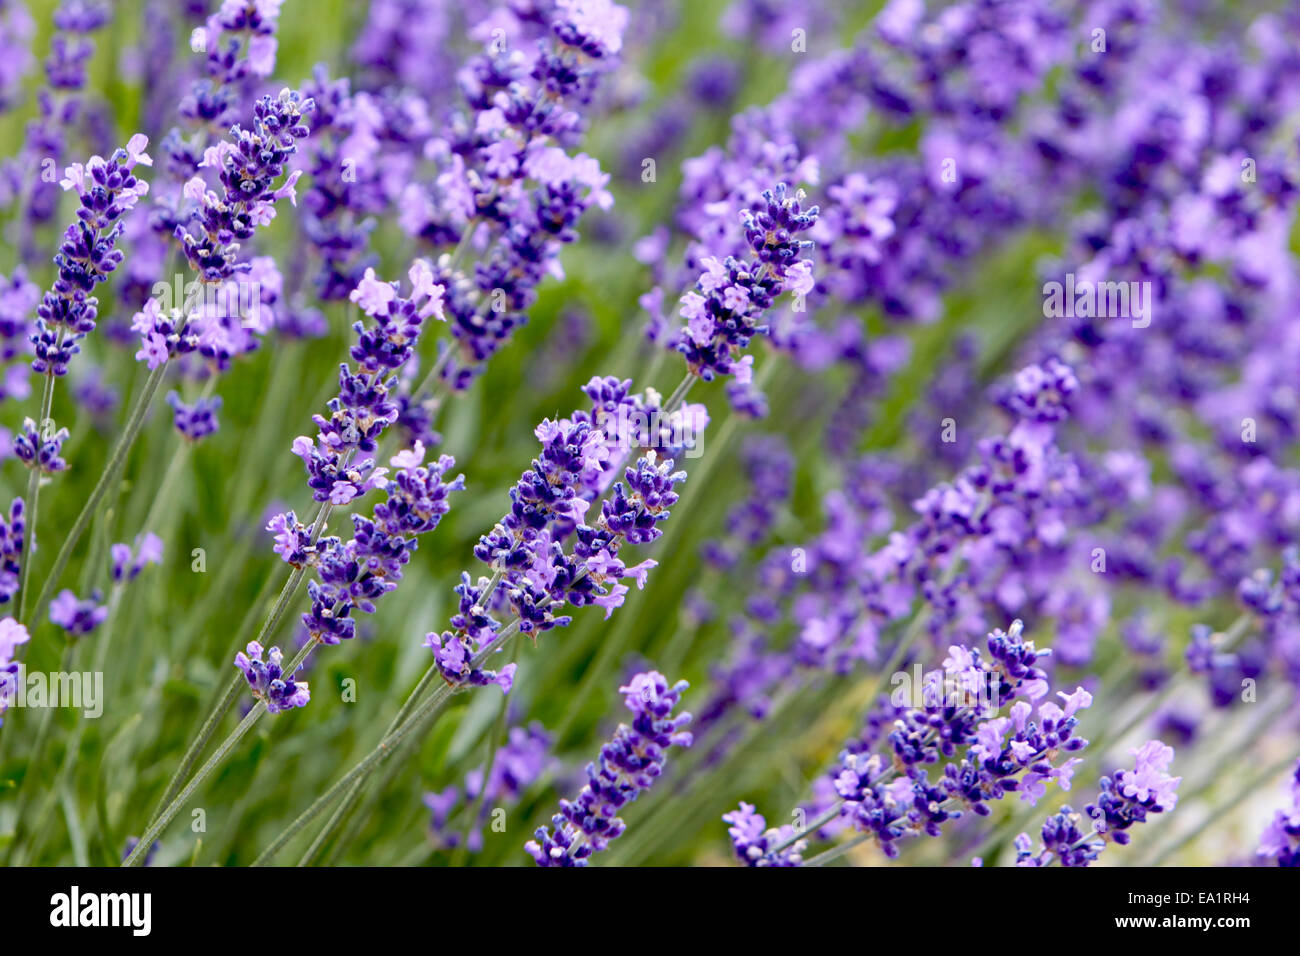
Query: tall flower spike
[[426, 377, 704, 691], [526, 671, 691, 866], [676, 183, 818, 384], [1016, 740, 1182, 866], [0, 499, 25, 606], [173, 88, 313, 284], [30, 136, 152, 377], [233, 641, 310, 714], [0, 616, 30, 727]]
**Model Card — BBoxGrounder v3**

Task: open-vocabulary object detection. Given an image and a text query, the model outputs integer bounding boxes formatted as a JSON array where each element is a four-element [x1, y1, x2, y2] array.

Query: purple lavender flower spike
[[233, 641, 310, 715], [1017, 739, 1182, 866], [110, 532, 163, 583], [12, 417, 69, 474], [0, 616, 30, 727], [49, 588, 107, 637], [723, 802, 806, 867], [300, 444, 464, 649], [1258, 759, 1300, 867], [526, 671, 691, 866], [0, 499, 23, 606], [30, 137, 152, 378], [173, 88, 313, 284], [166, 391, 222, 442]]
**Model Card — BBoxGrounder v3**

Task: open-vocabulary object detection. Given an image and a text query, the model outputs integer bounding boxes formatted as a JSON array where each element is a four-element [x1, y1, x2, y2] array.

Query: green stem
[[149, 504, 331, 817], [296, 661, 442, 866], [25, 360, 171, 631], [800, 832, 870, 867], [260, 635, 519, 866], [3, 640, 76, 864], [252, 683, 458, 866], [123, 700, 268, 866]]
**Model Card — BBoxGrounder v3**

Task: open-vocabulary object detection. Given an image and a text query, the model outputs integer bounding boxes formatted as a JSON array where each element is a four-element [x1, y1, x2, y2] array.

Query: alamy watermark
[[1, 666, 104, 718], [151, 273, 263, 329], [603, 398, 707, 460], [1042, 273, 1152, 328], [889, 662, 1001, 711]]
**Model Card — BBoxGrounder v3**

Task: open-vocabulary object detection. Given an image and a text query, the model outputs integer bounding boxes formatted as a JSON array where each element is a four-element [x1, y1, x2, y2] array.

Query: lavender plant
[[0, 0, 1292, 877]]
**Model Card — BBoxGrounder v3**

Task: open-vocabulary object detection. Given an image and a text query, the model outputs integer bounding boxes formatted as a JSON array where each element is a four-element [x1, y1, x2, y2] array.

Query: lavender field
[[0, 0, 1297, 871]]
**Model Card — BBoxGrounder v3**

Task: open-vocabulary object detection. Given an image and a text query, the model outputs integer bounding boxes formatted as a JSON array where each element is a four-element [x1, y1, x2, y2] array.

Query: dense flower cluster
[[1016, 740, 1182, 867], [234, 640, 310, 715], [1258, 759, 1300, 867], [425, 376, 704, 691], [172, 88, 312, 283], [288, 264, 445, 506], [0, 616, 29, 726], [526, 671, 691, 866], [298, 443, 463, 648], [31, 137, 151, 378]]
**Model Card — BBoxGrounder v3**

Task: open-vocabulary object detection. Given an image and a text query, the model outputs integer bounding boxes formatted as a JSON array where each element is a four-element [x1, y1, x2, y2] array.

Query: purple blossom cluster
[[234, 641, 310, 715], [31, 137, 151, 378], [727, 621, 1092, 865], [288, 264, 445, 507], [1258, 759, 1300, 867], [394, 0, 626, 390], [1016, 740, 1182, 867], [526, 671, 691, 866], [297, 443, 464, 649], [0, 616, 29, 726], [424, 376, 704, 692]]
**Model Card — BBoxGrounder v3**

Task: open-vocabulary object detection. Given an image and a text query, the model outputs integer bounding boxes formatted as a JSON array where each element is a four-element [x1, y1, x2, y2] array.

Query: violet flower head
[[676, 182, 818, 383], [12, 417, 69, 473], [173, 88, 313, 283], [723, 801, 806, 867], [49, 588, 107, 637], [526, 671, 692, 866], [290, 262, 444, 506], [1085, 739, 1182, 846], [31, 136, 152, 378], [0, 616, 30, 726], [0, 498, 23, 606], [110, 532, 164, 583], [233, 640, 310, 714], [1258, 759, 1300, 867], [166, 391, 222, 441], [301, 444, 464, 647]]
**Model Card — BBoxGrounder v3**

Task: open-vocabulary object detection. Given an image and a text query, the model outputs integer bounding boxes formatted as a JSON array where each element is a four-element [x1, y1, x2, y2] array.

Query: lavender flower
[[723, 802, 806, 866], [675, 183, 818, 383], [0, 616, 29, 726], [1017, 740, 1182, 866], [1258, 759, 1300, 867], [30, 137, 152, 378], [299, 444, 464, 647], [166, 391, 222, 442], [110, 533, 164, 583], [0, 498, 24, 605], [426, 377, 704, 691], [526, 671, 692, 866], [233, 641, 310, 714], [172, 88, 313, 284], [12, 417, 69, 473], [49, 588, 107, 637], [288, 263, 444, 506]]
